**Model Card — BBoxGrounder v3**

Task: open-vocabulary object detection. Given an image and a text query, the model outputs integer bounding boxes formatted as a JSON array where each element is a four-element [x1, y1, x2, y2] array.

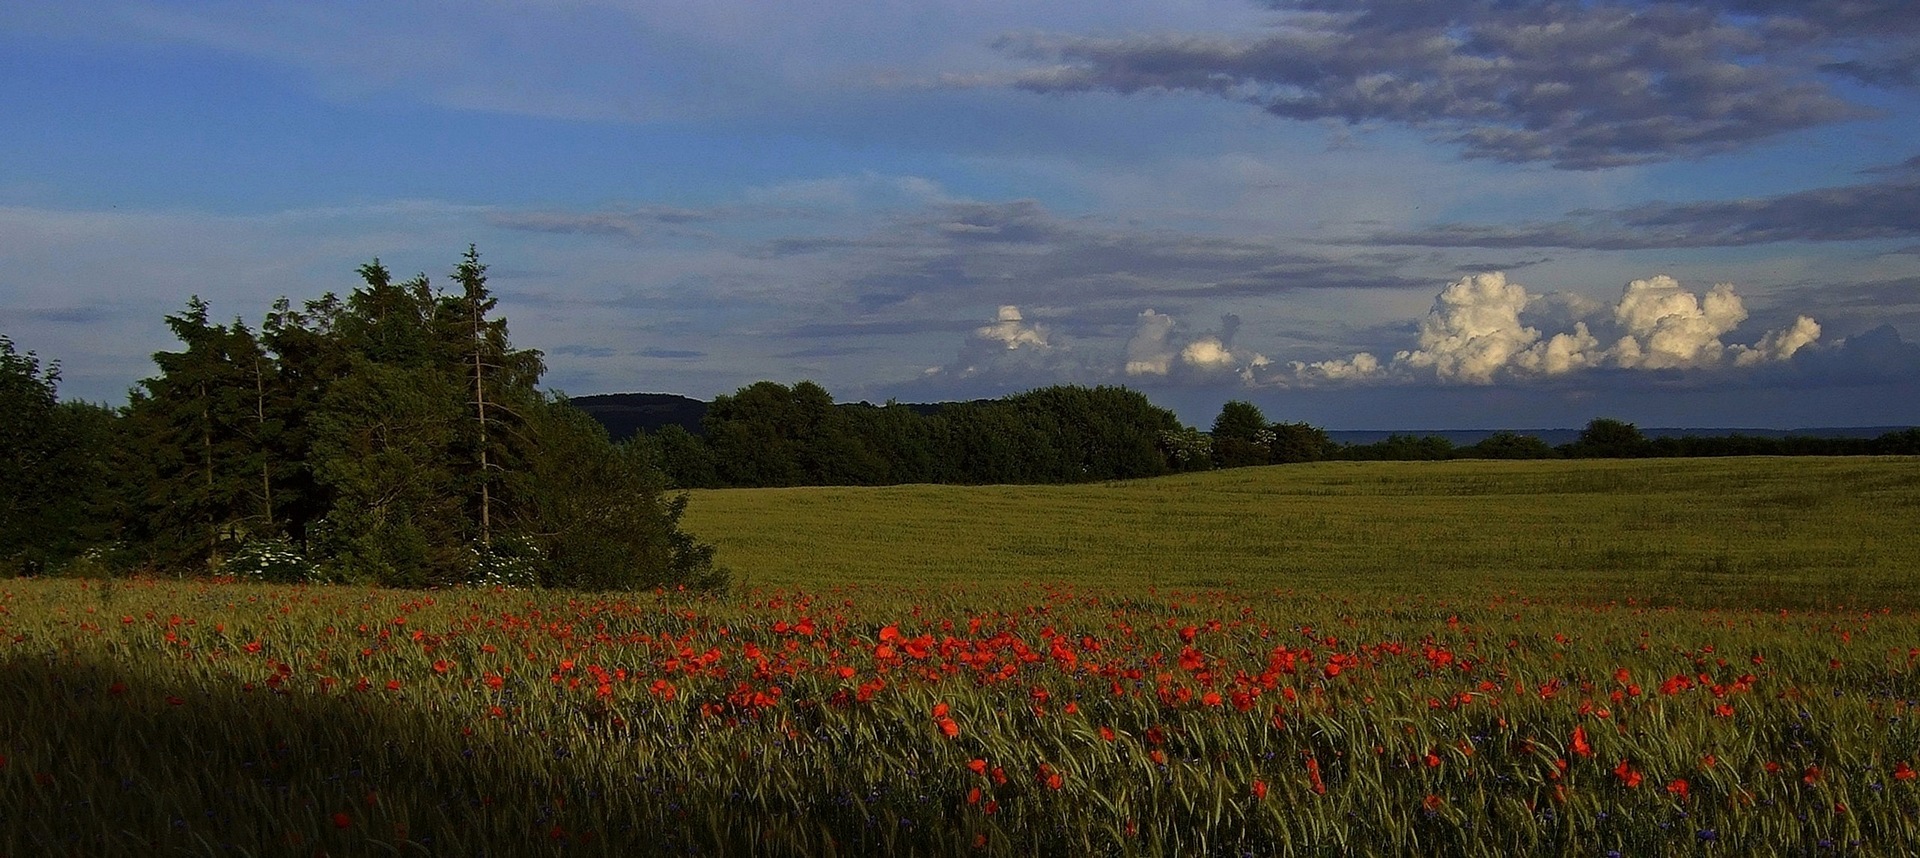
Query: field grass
[[681, 457, 1920, 607], [5, 457, 1920, 855]]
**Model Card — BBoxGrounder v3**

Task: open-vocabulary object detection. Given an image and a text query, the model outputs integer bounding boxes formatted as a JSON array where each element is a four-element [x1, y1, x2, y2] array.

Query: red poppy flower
[[1614, 760, 1643, 788], [332, 812, 352, 829]]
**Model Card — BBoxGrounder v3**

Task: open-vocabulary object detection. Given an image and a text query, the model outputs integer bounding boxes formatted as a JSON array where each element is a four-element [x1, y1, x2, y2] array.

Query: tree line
[[629, 389, 1920, 490], [1, 248, 722, 590]]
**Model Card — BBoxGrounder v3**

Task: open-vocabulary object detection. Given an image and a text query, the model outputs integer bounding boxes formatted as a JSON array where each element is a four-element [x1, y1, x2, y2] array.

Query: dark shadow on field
[[0, 653, 962, 857]]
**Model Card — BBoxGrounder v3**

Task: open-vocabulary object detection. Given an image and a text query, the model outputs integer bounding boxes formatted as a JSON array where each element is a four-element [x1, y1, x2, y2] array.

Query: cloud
[[1284, 272, 1823, 387], [1125, 310, 1269, 381], [1368, 166, 1920, 248], [486, 207, 724, 242], [975, 305, 1050, 350], [921, 304, 1076, 386], [549, 344, 618, 358], [994, 0, 1887, 169], [634, 347, 706, 360]]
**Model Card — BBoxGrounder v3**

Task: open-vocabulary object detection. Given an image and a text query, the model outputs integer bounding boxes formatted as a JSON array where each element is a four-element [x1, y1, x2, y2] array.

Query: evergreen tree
[[1, 336, 74, 573], [123, 299, 272, 569]]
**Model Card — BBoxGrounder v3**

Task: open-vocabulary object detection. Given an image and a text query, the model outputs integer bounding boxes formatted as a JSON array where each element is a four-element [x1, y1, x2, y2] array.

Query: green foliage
[[224, 535, 316, 584], [1157, 427, 1215, 471], [308, 362, 467, 587], [521, 398, 725, 591], [466, 534, 543, 589], [1334, 433, 1457, 461], [1211, 400, 1271, 468], [1565, 418, 1651, 458], [0, 336, 117, 574], [19, 249, 719, 593], [1458, 430, 1561, 459], [1268, 421, 1332, 464]]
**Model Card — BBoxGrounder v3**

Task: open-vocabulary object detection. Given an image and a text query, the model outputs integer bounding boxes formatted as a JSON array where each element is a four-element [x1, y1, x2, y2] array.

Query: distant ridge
[[567, 393, 1911, 446], [568, 392, 947, 441], [1326, 427, 1914, 447], [568, 393, 708, 441]]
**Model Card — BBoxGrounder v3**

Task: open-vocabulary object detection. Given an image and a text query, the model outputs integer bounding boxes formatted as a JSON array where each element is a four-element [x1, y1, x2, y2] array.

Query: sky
[[3, 0, 1918, 430]]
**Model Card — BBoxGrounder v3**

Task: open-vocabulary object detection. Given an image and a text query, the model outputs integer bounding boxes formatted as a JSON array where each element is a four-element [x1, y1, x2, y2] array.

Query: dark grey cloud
[[634, 347, 706, 359], [784, 318, 980, 339], [1369, 169, 1920, 249], [774, 344, 882, 359], [548, 344, 617, 358], [6, 306, 117, 324], [996, 0, 1895, 169], [486, 206, 723, 242], [767, 199, 1424, 318]]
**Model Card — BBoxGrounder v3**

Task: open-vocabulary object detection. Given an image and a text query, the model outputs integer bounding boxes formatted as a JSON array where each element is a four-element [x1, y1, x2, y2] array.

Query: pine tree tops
[[114, 248, 720, 591]]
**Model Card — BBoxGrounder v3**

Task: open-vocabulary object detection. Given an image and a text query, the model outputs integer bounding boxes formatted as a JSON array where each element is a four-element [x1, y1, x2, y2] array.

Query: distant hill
[[567, 393, 708, 441], [569, 392, 1909, 447], [568, 392, 953, 441], [1327, 427, 1915, 447]]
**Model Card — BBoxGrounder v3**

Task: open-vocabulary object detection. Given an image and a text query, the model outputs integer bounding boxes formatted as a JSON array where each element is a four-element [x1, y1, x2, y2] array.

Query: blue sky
[[3, 0, 1918, 429]]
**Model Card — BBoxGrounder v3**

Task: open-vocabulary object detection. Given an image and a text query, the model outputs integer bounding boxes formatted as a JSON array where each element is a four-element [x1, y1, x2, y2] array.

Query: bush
[[225, 536, 316, 584], [468, 536, 543, 589]]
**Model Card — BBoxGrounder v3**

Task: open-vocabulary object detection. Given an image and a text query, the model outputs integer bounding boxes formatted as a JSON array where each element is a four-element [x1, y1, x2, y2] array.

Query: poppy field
[[4, 576, 1919, 855], [5, 457, 1920, 855]]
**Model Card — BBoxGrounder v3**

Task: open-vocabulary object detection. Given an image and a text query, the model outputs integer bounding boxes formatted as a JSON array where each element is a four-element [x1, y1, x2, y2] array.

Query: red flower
[[1570, 725, 1592, 759], [1666, 778, 1690, 800], [1305, 755, 1327, 795], [967, 758, 988, 775], [1804, 764, 1823, 785], [1252, 779, 1269, 800], [967, 787, 981, 805], [1894, 761, 1916, 782], [332, 812, 352, 829], [1423, 794, 1443, 812], [1614, 760, 1643, 788]]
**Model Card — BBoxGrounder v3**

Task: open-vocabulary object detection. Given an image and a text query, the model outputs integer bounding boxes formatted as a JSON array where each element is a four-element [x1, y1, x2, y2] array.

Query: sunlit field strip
[[3, 574, 1918, 855], [681, 457, 1920, 607]]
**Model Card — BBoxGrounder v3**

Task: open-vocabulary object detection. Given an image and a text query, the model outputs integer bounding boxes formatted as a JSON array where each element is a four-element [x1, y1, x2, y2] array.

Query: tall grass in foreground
[[681, 457, 1920, 607], [3, 577, 1917, 855]]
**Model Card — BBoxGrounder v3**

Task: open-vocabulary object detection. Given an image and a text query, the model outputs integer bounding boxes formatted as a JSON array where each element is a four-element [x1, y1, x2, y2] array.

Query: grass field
[[682, 457, 1920, 607], [4, 457, 1919, 855]]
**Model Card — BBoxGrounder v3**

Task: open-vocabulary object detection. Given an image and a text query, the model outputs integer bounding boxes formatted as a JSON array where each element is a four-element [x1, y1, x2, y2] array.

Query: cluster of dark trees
[[634, 382, 1188, 488], [0, 249, 721, 590], [629, 388, 1920, 490], [1330, 419, 1920, 462]]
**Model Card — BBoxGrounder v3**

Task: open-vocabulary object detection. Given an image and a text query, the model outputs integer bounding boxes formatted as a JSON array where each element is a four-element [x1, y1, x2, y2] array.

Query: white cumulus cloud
[[976, 304, 1050, 350], [1287, 271, 1822, 387]]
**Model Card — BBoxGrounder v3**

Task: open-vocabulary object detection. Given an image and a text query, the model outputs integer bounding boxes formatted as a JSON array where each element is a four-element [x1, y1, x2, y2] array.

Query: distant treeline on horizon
[[571, 386, 1920, 491]]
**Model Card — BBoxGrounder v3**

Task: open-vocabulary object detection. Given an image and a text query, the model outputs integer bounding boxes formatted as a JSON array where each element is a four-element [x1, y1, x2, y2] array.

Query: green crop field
[[682, 457, 1920, 608], [5, 457, 1920, 855]]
